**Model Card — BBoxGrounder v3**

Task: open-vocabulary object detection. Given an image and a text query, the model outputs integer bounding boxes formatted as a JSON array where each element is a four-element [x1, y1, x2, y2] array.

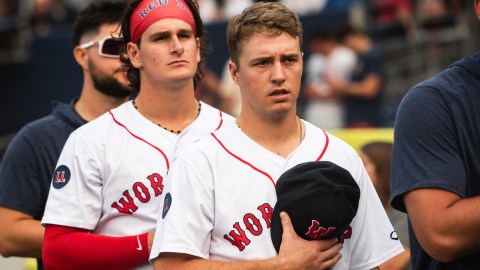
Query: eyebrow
[[150, 28, 193, 37], [249, 53, 301, 64], [281, 53, 301, 59]]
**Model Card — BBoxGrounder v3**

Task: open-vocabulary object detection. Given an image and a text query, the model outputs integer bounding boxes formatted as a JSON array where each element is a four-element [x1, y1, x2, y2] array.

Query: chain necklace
[[132, 97, 201, 134]]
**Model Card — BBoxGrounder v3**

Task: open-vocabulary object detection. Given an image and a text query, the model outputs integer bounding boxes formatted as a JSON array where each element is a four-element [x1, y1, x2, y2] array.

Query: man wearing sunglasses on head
[[40, 0, 232, 269], [0, 2, 132, 270]]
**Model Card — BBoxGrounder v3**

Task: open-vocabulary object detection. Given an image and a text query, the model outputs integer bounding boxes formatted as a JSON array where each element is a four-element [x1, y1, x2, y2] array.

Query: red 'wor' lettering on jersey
[[223, 203, 273, 251], [111, 172, 165, 214]]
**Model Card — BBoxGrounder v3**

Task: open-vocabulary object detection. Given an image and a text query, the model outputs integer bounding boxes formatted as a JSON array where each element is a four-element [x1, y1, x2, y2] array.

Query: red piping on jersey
[[215, 111, 224, 131], [211, 128, 330, 188], [109, 111, 170, 169], [211, 133, 276, 187], [316, 129, 329, 161]]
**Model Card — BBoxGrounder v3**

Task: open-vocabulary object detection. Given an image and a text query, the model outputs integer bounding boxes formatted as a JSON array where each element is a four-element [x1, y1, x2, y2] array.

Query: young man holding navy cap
[[150, 2, 403, 269], [40, 0, 231, 269]]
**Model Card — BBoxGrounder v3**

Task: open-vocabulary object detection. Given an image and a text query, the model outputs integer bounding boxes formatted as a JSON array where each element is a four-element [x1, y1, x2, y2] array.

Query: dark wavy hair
[[72, 2, 126, 48], [119, 0, 208, 93]]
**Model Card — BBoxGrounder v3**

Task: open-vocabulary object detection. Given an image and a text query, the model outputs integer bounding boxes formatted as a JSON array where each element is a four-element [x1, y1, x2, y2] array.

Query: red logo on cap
[[305, 220, 336, 239]]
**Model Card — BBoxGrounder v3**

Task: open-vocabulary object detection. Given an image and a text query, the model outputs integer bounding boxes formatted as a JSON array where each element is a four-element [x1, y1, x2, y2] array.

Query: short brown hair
[[226, 2, 303, 69]]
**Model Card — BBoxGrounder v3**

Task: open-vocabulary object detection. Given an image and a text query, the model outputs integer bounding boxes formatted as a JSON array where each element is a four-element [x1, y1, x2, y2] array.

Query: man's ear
[[196, 37, 201, 64], [229, 60, 240, 86], [127, 42, 142, 68], [73, 46, 89, 70]]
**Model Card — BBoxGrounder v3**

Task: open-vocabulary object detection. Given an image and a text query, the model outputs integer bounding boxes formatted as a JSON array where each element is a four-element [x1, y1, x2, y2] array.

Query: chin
[[171, 72, 196, 82]]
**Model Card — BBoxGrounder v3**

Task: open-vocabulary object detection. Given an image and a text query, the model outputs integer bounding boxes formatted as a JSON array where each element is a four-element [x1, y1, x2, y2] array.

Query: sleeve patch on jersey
[[390, 231, 399, 240], [52, 165, 71, 189], [162, 192, 172, 219]]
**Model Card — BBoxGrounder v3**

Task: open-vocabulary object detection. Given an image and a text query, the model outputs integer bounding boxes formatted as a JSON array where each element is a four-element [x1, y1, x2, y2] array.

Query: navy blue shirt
[[344, 46, 383, 127], [391, 52, 480, 269], [0, 100, 86, 270]]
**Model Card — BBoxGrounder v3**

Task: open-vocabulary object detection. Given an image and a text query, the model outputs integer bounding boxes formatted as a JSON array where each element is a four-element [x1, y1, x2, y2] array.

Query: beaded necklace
[[132, 98, 201, 134]]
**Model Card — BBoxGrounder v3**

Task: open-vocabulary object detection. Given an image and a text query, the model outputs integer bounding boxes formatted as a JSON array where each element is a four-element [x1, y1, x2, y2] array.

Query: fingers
[[322, 252, 342, 269], [312, 240, 343, 269], [279, 211, 294, 236], [318, 237, 340, 252], [316, 240, 342, 256]]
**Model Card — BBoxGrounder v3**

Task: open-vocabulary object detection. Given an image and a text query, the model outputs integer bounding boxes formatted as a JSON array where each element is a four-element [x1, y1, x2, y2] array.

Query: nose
[[271, 61, 286, 85], [170, 36, 184, 55]]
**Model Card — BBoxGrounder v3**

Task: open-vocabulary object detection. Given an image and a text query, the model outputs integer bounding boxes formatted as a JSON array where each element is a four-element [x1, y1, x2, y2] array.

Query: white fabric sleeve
[[41, 130, 103, 230], [150, 150, 214, 260], [349, 160, 404, 270]]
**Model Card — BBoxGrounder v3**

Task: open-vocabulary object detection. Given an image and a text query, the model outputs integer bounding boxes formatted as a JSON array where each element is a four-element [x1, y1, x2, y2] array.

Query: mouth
[[269, 88, 289, 96], [168, 60, 188, 65]]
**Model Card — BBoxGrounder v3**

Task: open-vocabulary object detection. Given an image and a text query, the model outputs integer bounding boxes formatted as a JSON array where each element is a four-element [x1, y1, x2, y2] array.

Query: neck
[[75, 86, 128, 122], [133, 84, 200, 134], [236, 113, 304, 158]]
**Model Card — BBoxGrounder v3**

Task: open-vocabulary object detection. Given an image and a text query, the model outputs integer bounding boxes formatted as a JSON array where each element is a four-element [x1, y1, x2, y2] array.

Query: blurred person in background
[[218, 58, 242, 116], [29, 0, 77, 36], [218, 0, 253, 20], [326, 24, 384, 128], [360, 141, 411, 270], [417, 0, 457, 33], [195, 65, 223, 107], [0, 2, 131, 269], [197, 0, 223, 23], [303, 26, 356, 129], [280, 0, 328, 15], [366, 0, 416, 40]]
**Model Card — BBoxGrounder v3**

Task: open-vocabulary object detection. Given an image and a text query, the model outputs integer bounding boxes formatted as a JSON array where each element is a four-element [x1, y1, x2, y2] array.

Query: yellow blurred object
[[24, 258, 36, 270], [327, 128, 394, 152]]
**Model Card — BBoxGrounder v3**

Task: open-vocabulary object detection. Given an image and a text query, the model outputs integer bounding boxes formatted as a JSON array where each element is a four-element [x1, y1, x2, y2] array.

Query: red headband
[[130, 0, 196, 43]]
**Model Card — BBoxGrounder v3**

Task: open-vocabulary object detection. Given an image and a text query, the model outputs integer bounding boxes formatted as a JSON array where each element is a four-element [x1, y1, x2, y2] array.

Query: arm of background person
[[404, 188, 480, 262], [0, 207, 43, 258], [327, 73, 381, 100], [152, 212, 342, 270], [42, 224, 155, 270], [378, 247, 410, 270]]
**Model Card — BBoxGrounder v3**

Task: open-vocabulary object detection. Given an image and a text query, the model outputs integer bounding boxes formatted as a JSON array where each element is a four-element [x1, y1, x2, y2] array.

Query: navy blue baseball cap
[[270, 161, 360, 253]]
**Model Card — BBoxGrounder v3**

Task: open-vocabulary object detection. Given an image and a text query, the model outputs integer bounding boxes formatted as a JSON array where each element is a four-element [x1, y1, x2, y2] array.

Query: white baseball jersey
[[151, 120, 403, 269], [42, 101, 232, 269]]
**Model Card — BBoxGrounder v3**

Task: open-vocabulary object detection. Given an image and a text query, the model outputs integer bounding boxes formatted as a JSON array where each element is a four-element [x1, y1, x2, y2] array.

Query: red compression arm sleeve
[[43, 224, 149, 270]]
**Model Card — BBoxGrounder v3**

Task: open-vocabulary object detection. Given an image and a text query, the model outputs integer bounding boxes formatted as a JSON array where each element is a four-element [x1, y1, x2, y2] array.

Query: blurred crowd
[[0, 0, 468, 36], [0, 0, 473, 129]]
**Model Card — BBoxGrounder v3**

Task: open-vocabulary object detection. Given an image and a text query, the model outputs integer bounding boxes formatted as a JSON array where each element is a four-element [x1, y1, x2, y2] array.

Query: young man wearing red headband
[[41, 1, 231, 269]]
